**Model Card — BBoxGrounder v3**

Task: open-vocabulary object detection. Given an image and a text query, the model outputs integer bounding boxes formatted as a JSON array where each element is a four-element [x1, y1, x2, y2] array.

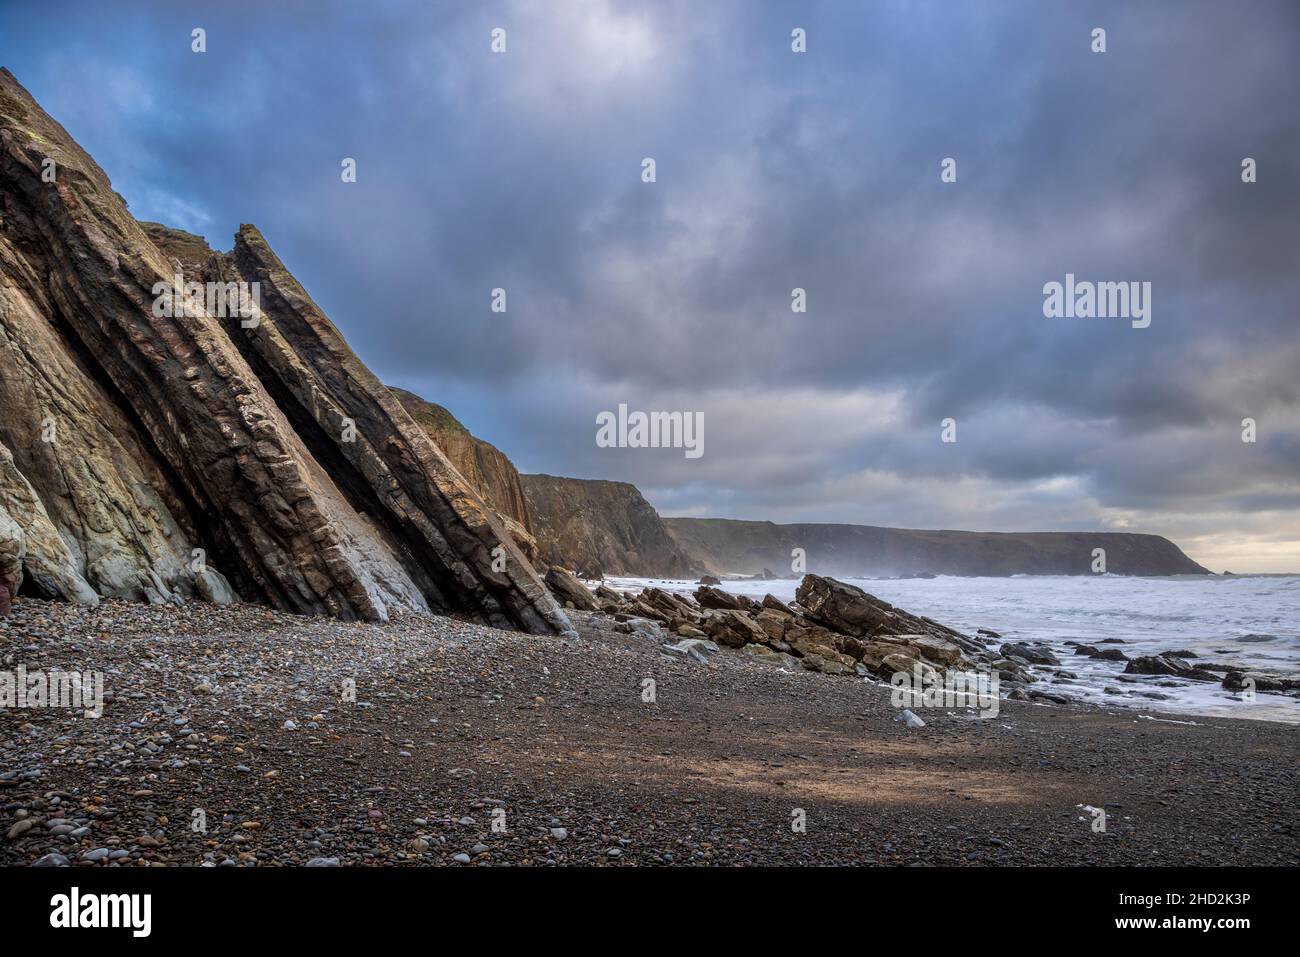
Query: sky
[[1, 0, 1297, 572]]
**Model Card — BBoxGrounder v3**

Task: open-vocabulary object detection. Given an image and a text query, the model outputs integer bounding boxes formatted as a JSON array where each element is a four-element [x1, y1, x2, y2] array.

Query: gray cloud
[[2, 0, 1297, 570]]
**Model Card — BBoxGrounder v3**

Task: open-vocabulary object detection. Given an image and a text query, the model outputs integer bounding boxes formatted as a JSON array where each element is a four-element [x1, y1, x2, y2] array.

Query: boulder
[[761, 593, 795, 615], [544, 566, 598, 611], [755, 608, 793, 643], [907, 635, 967, 667], [796, 575, 898, 636], [999, 642, 1061, 666], [694, 584, 743, 610], [1221, 671, 1300, 694], [698, 575, 721, 585], [702, 609, 769, 649], [663, 638, 720, 658], [1124, 655, 1219, 682], [739, 643, 800, 669], [794, 574, 984, 654], [800, 653, 851, 676]]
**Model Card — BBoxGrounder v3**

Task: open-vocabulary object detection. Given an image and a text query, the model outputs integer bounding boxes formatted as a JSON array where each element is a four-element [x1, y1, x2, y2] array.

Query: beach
[[2, 597, 1295, 867]]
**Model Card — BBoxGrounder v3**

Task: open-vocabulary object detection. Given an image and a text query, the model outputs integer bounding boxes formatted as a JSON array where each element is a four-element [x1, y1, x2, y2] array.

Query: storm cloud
[[2, 0, 1297, 570]]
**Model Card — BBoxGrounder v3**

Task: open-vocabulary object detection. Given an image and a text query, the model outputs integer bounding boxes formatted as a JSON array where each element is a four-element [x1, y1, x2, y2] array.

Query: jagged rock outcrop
[[0, 69, 571, 634], [521, 474, 700, 578], [384, 385, 542, 567], [544, 565, 599, 611], [584, 574, 1002, 685], [665, 517, 1210, 577]]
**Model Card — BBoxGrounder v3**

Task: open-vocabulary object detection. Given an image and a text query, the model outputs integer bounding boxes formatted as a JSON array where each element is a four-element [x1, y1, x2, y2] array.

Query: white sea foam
[[604, 574, 1300, 724]]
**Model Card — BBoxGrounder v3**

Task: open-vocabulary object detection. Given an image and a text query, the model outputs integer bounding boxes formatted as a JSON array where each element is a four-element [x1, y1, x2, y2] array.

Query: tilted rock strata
[[0, 69, 570, 634], [388, 387, 533, 532]]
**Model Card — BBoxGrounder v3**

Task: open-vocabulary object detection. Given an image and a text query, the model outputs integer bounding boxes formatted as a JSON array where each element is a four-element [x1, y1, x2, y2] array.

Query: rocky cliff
[[0, 69, 571, 634], [521, 474, 700, 578], [664, 518, 1210, 577], [387, 388, 532, 532]]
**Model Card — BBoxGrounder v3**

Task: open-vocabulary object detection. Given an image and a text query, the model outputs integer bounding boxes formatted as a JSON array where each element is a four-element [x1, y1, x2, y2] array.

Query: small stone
[[452, 852, 471, 864], [33, 852, 70, 867], [81, 847, 110, 862], [549, 827, 568, 840], [305, 857, 339, 867], [6, 819, 36, 840]]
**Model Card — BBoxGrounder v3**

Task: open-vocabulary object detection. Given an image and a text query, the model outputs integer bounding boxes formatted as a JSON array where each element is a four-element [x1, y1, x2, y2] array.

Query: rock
[[544, 566, 599, 612], [1027, 690, 1070, 704], [80, 847, 110, 862], [32, 852, 70, 867], [549, 827, 568, 840], [761, 593, 795, 615], [1124, 655, 1219, 682], [701, 609, 768, 649], [305, 857, 340, 867], [795, 575, 983, 656], [698, 575, 721, 585], [740, 643, 801, 669], [694, 585, 743, 611], [1089, 648, 1129, 662], [1000, 642, 1061, 666], [895, 709, 925, 728], [908, 635, 966, 667], [662, 638, 720, 659], [452, 852, 471, 864], [754, 608, 793, 643], [6, 818, 35, 840], [1221, 671, 1300, 694]]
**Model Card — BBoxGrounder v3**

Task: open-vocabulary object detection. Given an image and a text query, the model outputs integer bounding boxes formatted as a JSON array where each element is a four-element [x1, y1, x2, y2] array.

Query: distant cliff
[[521, 474, 701, 578], [664, 518, 1211, 577]]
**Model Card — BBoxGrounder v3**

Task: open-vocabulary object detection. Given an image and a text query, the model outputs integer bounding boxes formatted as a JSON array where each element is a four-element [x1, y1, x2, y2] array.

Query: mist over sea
[[607, 574, 1300, 724]]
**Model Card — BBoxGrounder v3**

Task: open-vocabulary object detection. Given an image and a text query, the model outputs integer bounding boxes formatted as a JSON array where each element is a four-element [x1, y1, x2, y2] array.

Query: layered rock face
[[521, 473, 700, 578], [664, 517, 1210, 577], [0, 69, 571, 634], [388, 388, 532, 531], [386, 385, 542, 566]]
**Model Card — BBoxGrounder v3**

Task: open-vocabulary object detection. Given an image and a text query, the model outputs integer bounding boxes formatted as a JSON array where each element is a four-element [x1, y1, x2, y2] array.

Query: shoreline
[[2, 597, 1295, 867]]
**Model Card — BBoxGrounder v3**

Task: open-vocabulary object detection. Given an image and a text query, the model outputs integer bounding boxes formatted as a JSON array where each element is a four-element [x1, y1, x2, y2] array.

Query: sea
[[604, 573, 1300, 725]]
